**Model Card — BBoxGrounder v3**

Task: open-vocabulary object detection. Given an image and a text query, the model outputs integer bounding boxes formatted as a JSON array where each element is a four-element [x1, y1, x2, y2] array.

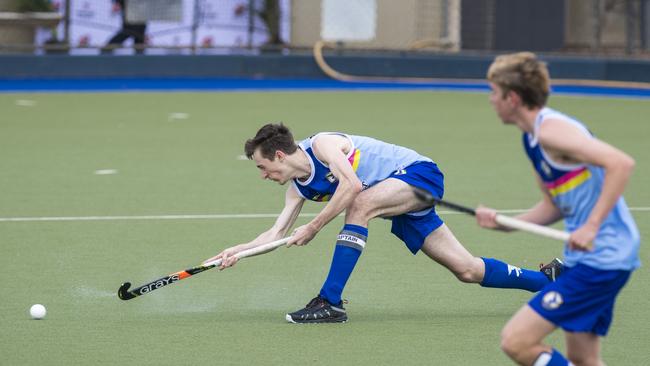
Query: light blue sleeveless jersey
[[292, 133, 432, 202], [523, 107, 640, 271]]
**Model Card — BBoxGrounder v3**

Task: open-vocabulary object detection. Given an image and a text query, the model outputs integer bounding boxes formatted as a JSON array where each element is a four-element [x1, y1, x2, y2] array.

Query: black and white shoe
[[540, 258, 564, 282], [285, 295, 348, 324]]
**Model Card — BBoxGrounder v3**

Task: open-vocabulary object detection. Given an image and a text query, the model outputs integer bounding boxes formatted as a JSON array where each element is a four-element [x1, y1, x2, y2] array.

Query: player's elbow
[[620, 154, 635, 173], [605, 152, 635, 181], [350, 180, 363, 194], [342, 179, 363, 196], [613, 154, 635, 181]]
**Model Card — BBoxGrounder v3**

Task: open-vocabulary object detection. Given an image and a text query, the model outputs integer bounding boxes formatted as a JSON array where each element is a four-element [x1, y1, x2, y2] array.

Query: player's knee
[[499, 337, 519, 359], [347, 198, 373, 222], [452, 261, 483, 283], [454, 268, 479, 283], [499, 330, 524, 360]]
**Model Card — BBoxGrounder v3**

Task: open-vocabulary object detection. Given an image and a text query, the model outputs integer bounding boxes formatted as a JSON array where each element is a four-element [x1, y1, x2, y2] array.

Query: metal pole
[[639, 0, 650, 50], [639, 0, 648, 50], [247, 0, 254, 49], [486, 0, 496, 50], [191, 0, 199, 54], [625, 0, 634, 54], [592, 0, 602, 52], [441, 0, 449, 40], [64, 0, 71, 45]]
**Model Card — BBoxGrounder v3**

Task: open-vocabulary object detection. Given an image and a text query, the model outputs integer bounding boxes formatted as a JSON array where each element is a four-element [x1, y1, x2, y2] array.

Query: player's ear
[[275, 150, 286, 162], [507, 90, 521, 106]]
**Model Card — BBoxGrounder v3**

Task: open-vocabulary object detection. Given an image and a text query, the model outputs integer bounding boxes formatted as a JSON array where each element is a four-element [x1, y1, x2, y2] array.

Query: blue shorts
[[529, 263, 631, 336], [388, 161, 445, 254]]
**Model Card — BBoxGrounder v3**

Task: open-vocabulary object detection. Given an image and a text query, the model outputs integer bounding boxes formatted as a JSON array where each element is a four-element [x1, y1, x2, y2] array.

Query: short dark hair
[[244, 123, 298, 160]]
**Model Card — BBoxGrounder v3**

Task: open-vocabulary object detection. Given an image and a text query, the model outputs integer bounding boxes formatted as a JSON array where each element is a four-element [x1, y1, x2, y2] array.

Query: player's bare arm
[[289, 134, 363, 246], [539, 118, 635, 250], [477, 175, 562, 232], [204, 186, 305, 268]]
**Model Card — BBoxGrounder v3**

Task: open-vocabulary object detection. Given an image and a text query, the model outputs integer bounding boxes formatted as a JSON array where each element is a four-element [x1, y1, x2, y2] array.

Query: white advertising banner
[[37, 0, 290, 54]]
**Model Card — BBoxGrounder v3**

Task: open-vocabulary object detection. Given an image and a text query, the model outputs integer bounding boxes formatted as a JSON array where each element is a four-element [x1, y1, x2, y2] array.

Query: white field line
[[0, 207, 649, 223]]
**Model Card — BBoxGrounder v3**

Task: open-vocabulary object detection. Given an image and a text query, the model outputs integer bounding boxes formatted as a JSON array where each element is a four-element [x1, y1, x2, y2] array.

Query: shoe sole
[[285, 314, 348, 324]]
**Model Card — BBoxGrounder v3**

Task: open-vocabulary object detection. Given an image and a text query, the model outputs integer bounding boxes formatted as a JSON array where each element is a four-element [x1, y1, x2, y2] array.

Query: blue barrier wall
[[1, 53, 650, 83]]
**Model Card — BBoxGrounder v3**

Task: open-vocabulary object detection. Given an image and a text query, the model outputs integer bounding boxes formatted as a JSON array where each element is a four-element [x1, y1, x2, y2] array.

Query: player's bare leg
[[420, 224, 485, 282], [347, 178, 552, 290], [501, 305, 556, 365], [346, 178, 486, 284], [345, 178, 428, 226], [565, 332, 603, 366]]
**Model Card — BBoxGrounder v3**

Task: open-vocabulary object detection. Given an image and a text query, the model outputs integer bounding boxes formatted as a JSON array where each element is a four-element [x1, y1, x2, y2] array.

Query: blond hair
[[487, 52, 550, 108]]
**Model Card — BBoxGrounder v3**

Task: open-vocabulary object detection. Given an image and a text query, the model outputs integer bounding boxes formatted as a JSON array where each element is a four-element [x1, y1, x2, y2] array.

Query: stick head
[[118, 282, 136, 300]]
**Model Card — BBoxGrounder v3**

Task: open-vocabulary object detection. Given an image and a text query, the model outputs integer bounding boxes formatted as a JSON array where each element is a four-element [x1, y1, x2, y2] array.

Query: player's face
[[252, 149, 290, 185], [489, 83, 515, 124]]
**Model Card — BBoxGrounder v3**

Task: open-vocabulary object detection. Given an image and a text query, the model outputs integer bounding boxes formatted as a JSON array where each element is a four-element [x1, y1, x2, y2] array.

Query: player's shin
[[319, 224, 367, 305], [480, 257, 550, 292]]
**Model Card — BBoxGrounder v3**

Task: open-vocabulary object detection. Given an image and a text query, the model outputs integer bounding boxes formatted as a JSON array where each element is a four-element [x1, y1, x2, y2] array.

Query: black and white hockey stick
[[118, 237, 291, 300]]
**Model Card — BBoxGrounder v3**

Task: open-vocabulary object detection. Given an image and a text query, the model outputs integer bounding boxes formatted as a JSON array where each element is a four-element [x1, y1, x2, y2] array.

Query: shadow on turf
[[347, 307, 514, 324], [180, 307, 515, 324]]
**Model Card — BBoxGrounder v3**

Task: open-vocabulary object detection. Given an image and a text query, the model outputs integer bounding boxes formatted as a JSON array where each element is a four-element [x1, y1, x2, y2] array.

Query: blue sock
[[533, 349, 571, 366], [480, 257, 550, 292], [319, 224, 367, 305]]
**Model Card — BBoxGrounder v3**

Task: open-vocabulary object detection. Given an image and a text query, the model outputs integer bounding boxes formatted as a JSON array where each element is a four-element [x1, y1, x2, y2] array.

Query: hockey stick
[[118, 236, 291, 300], [414, 189, 570, 242]]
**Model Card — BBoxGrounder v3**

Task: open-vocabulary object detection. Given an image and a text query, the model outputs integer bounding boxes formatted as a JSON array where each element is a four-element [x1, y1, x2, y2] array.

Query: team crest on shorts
[[542, 291, 564, 310]]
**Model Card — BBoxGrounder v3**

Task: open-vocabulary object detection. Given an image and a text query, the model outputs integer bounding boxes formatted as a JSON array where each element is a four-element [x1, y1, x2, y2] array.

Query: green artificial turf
[[0, 91, 648, 365]]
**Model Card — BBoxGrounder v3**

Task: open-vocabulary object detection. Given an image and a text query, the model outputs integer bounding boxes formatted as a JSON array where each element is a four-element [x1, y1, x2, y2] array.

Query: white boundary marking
[[0, 207, 648, 223], [94, 169, 118, 175], [15, 99, 37, 107]]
